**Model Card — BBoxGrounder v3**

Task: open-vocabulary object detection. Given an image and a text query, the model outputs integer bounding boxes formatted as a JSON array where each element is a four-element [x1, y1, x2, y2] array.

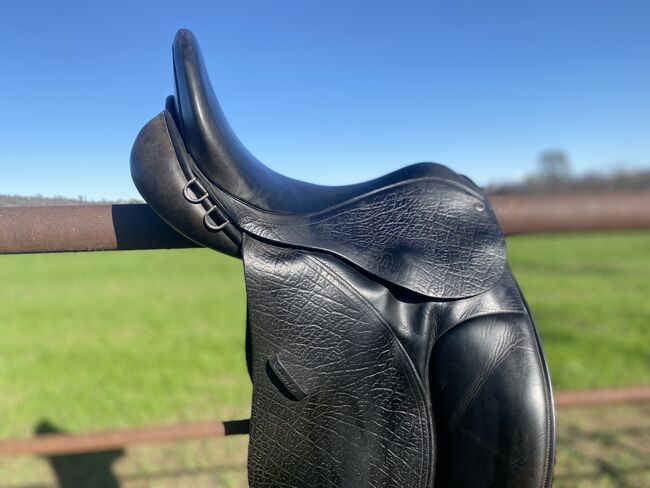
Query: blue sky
[[1, 1, 649, 200]]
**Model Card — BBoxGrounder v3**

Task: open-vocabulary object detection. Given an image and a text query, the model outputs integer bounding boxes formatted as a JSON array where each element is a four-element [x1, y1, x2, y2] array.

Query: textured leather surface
[[191, 166, 508, 299], [244, 237, 433, 487], [130, 28, 556, 487], [241, 237, 553, 487]]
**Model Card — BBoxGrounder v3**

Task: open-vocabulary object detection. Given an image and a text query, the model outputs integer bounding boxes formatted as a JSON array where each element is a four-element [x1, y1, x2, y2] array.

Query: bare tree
[[539, 150, 571, 184]]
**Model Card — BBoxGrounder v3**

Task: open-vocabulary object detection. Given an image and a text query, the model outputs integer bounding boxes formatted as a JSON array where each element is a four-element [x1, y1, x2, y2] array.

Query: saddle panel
[[243, 237, 434, 488]]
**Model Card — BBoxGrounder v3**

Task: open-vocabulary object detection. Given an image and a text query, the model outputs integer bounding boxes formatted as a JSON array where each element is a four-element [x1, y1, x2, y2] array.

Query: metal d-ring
[[183, 177, 209, 203], [203, 205, 230, 231]]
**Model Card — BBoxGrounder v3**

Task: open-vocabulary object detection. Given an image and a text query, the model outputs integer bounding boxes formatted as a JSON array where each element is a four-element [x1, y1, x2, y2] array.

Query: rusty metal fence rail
[[0, 388, 647, 457], [1, 192, 650, 254], [0, 191, 649, 456]]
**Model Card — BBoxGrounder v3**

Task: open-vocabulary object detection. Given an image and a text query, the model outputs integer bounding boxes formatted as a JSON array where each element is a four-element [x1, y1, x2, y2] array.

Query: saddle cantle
[[131, 29, 555, 487]]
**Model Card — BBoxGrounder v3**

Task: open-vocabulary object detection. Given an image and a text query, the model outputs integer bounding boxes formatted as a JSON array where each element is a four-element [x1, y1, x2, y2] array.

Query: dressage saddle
[[131, 29, 555, 487]]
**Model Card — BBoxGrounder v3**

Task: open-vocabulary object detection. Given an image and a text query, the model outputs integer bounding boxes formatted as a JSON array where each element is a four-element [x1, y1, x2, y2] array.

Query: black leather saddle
[[131, 29, 555, 487]]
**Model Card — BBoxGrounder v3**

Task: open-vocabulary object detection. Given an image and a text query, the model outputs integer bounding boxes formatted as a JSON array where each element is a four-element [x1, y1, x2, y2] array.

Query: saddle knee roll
[[430, 312, 555, 487]]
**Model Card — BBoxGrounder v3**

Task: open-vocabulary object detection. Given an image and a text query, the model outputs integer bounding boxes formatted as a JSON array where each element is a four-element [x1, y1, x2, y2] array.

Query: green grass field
[[0, 231, 648, 438]]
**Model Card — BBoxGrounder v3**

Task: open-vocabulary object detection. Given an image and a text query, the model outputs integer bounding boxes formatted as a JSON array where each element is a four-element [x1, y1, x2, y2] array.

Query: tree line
[[487, 150, 650, 195]]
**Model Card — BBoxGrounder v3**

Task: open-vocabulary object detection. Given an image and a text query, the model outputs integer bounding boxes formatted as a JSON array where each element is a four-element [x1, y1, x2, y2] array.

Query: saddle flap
[[213, 176, 508, 299]]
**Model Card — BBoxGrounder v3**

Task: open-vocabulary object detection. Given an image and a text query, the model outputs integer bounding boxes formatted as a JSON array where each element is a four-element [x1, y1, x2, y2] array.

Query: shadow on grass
[[35, 421, 124, 488]]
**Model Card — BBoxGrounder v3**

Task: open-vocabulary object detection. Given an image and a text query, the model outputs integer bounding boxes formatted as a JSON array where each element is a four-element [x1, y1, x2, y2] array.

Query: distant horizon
[[3, 161, 649, 204]]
